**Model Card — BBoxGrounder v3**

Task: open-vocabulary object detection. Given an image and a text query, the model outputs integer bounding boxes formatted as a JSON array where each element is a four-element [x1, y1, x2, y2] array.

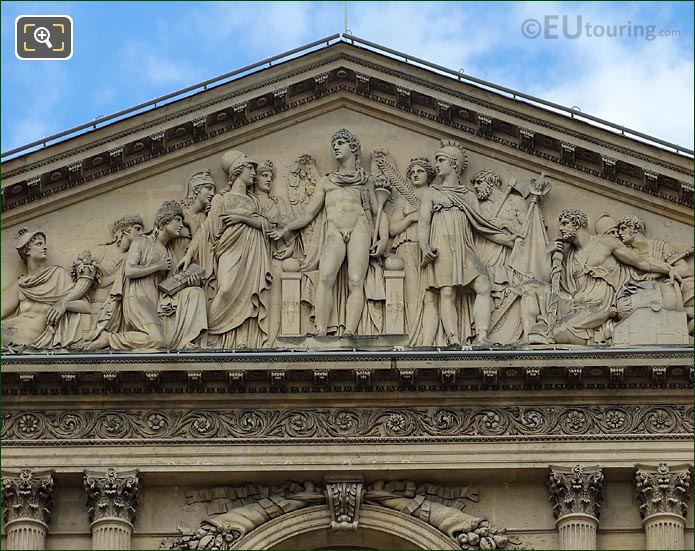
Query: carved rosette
[[326, 480, 364, 530], [1, 468, 54, 525], [548, 464, 604, 520], [634, 463, 692, 519], [84, 468, 140, 524]]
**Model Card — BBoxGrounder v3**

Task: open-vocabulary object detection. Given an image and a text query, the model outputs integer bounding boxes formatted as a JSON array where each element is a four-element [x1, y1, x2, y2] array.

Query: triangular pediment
[[1, 41, 692, 354]]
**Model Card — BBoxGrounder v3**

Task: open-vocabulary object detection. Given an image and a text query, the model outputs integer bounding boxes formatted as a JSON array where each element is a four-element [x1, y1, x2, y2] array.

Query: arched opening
[[233, 504, 458, 550]]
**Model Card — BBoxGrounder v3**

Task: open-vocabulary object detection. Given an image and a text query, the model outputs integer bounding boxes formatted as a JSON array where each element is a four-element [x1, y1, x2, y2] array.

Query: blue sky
[[1, 1, 693, 155]]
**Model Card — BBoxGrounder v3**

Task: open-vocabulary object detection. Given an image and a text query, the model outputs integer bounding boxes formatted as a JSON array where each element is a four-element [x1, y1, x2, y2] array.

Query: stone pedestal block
[[280, 271, 302, 336], [91, 517, 134, 550], [643, 512, 686, 550], [384, 269, 405, 334], [556, 513, 598, 550]]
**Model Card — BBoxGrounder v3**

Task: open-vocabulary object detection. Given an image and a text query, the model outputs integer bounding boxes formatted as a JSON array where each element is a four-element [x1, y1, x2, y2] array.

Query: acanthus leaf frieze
[[2, 405, 692, 446]]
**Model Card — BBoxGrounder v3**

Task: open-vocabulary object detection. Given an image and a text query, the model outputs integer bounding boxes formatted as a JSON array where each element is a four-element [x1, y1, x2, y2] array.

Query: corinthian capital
[[548, 464, 604, 519], [84, 468, 140, 524], [1, 469, 54, 525], [634, 463, 692, 519]]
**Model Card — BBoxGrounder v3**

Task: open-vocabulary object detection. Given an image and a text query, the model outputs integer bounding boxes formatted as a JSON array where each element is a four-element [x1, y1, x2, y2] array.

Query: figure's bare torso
[[323, 178, 371, 236]]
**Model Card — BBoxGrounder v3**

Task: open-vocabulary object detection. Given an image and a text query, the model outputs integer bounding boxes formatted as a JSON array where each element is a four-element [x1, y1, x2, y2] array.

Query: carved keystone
[[2, 469, 54, 525], [548, 464, 604, 519], [325, 477, 364, 530], [84, 468, 140, 524], [634, 463, 692, 519]]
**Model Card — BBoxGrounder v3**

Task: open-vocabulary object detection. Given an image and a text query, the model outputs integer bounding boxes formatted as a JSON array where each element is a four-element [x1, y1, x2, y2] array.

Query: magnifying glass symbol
[[33, 26, 53, 49]]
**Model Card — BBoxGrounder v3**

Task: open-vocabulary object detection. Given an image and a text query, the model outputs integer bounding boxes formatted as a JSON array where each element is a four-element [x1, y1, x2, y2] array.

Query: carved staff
[[546, 242, 564, 340], [372, 178, 391, 245]]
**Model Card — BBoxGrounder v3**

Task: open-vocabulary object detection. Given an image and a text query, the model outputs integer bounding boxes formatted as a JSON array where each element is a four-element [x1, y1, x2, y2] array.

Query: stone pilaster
[[548, 465, 604, 550], [84, 468, 140, 550], [1, 469, 54, 550], [635, 463, 692, 550]]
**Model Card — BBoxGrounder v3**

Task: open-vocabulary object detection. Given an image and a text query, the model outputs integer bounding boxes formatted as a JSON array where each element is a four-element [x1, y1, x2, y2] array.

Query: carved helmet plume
[[14, 227, 46, 251], [220, 150, 258, 183], [435, 139, 468, 175]]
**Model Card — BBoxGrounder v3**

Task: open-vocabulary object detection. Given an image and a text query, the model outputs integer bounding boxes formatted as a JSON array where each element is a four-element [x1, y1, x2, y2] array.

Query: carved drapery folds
[[548, 465, 604, 520], [166, 480, 518, 551], [1, 127, 692, 353], [2, 469, 54, 551], [84, 468, 140, 524]]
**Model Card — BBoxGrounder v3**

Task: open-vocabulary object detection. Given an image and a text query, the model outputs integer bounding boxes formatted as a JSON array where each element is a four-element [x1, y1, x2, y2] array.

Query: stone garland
[[3, 405, 692, 444]]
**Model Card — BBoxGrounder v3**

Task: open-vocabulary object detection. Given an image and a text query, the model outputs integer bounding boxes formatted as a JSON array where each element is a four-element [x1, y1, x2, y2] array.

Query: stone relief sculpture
[[269, 129, 389, 336], [181, 151, 272, 349], [412, 141, 515, 346], [617, 215, 693, 337], [165, 480, 518, 551], [1, 228, 96, 349], [521, 208, 680, 345], [2, 130, 692, 352], [372, 150, 436, 335], [90, 214, 145, 310], [86, 201, 207, 350]]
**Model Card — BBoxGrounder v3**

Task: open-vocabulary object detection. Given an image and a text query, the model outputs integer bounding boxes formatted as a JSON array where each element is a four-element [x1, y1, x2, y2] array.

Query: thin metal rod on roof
[[1, 33, 341, 160], [343, 33, 694, 157]]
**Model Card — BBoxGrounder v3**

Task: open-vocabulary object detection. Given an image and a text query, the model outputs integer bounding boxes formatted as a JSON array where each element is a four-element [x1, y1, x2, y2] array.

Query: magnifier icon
[[33, 26, 53, 49]]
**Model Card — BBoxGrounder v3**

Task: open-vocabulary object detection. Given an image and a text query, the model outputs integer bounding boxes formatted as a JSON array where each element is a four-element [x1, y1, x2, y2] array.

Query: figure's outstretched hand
[[268, 226, 289, 241], [176, 255, 190, 273], [370, 238, 388, 257], [668, 267, 683, 285]]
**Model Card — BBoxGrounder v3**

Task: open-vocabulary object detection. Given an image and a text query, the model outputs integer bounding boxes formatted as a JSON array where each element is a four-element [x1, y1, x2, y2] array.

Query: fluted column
[[635, 463, 692, 550], [1, 469, 54, 550], [548, 465, 604, 550], [84, 468, 140, 550]]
